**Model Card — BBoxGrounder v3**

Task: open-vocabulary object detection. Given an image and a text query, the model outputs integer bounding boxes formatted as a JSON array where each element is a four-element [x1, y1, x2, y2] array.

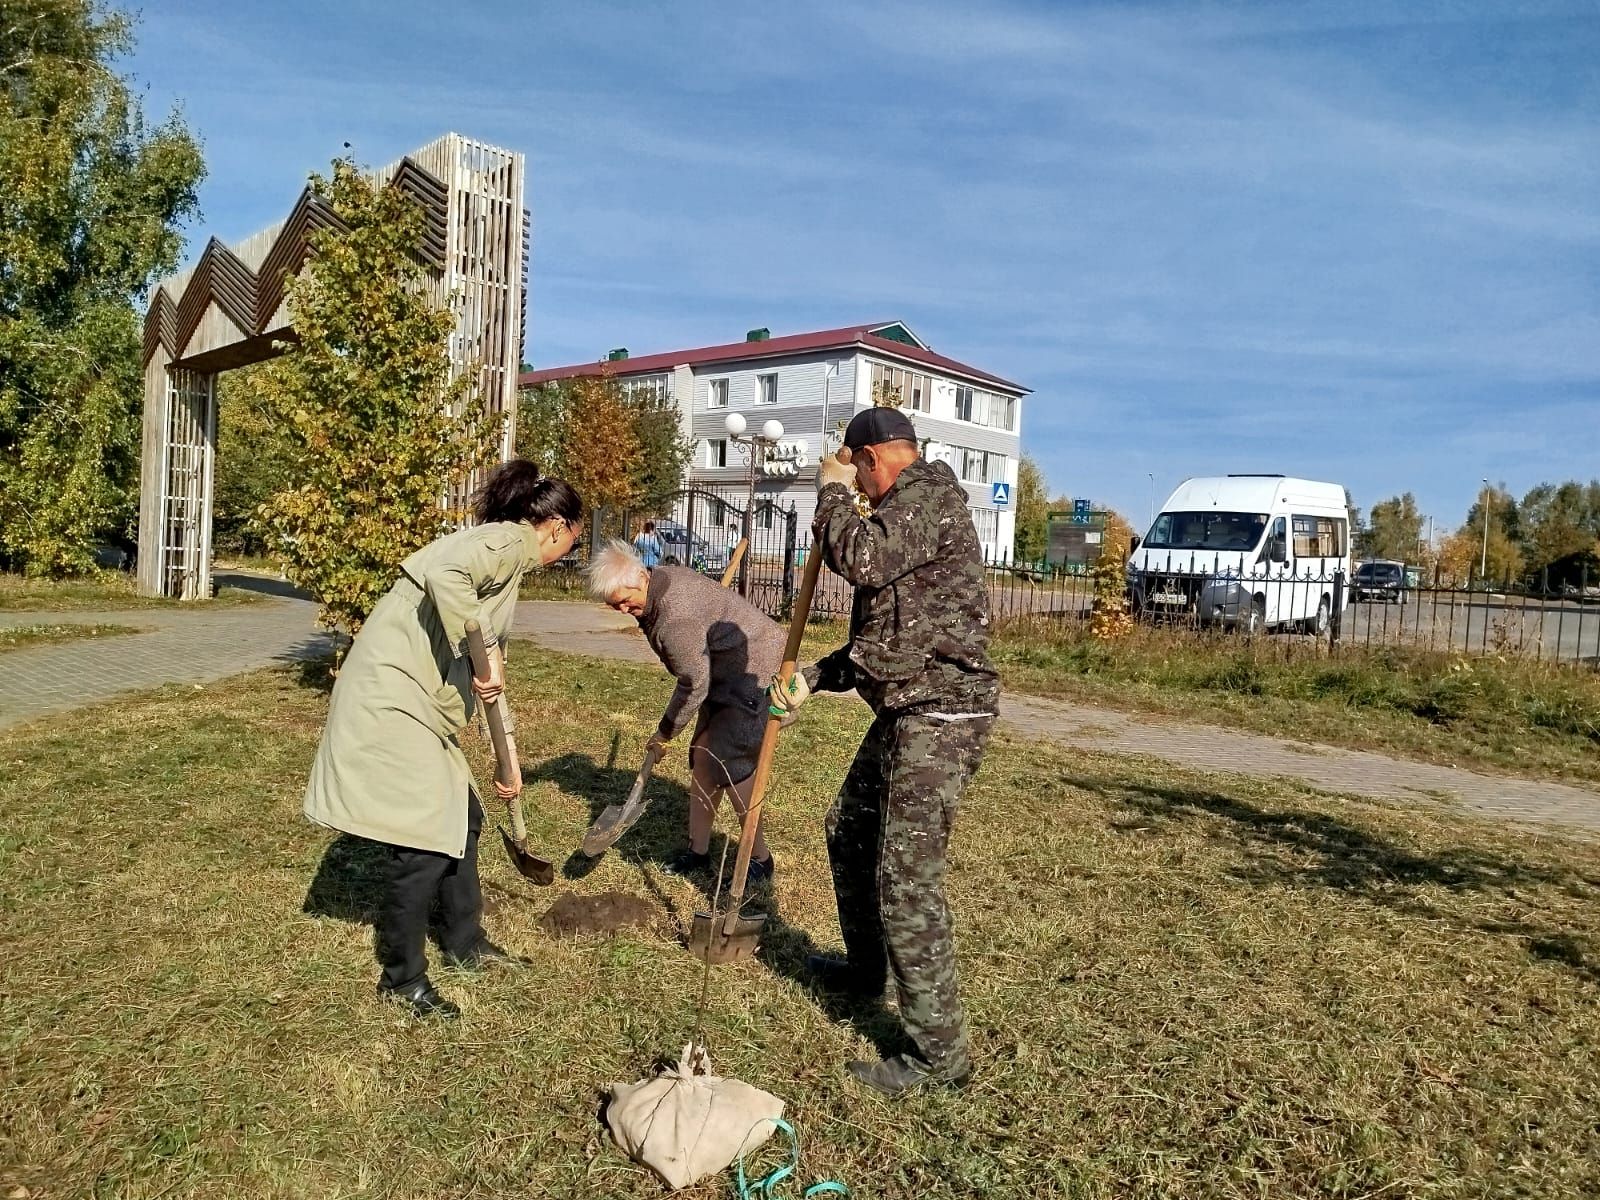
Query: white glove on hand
[[766, 669, 811, 716], [816, 451, 854, 491]]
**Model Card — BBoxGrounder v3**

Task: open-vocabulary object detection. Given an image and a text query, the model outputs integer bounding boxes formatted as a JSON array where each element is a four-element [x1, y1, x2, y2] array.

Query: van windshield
[[1144, 511, 1269, 552]]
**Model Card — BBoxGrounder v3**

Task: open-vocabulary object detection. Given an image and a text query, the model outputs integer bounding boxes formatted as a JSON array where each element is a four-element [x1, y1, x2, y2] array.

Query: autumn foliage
[[1089, 551, 1133, 639], [516, 374, 691, 519], [254, 159, 502, 634]]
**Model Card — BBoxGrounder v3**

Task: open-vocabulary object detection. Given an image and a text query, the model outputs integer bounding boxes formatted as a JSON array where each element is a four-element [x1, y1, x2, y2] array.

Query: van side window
[[1292, 515, 1342, 558], [1264, 516, 1288, 561]]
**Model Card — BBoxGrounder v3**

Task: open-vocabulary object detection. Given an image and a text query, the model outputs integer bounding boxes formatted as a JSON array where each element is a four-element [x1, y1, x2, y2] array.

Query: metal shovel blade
[[500, 826, 555, 886], [687, 909, 767, 964], [579, 745, 664, 858]]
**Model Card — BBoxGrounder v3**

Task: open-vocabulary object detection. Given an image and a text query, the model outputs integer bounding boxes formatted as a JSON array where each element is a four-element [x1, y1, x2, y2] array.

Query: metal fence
[[1119, 552, 1600, 665], [569, 493, 1600, 668]]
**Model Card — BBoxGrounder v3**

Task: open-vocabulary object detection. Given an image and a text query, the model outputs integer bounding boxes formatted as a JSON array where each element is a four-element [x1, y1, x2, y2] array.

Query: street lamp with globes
[[722, 412, 785, 595]]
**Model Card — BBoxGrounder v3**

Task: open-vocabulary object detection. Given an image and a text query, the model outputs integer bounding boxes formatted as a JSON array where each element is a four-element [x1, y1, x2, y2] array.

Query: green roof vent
[[607, 347, 629, 361], [746, 327, 770, 342]]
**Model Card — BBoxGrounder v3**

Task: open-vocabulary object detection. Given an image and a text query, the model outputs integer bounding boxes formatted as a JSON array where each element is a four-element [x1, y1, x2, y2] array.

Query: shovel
[[688, 542, 826, 964], [579, 740, 666, 858], [720, 538, 748, 587], [465, 619, 554, 886]]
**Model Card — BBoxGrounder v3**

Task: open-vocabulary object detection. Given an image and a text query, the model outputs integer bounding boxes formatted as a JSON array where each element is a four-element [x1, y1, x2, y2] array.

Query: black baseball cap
[[842, 408, 918, 451]]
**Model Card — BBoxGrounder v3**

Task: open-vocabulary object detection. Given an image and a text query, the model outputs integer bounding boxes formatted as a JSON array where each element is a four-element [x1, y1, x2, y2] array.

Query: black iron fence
[[561, 493, 1600, 668], [1119, 552, 1600, 665]]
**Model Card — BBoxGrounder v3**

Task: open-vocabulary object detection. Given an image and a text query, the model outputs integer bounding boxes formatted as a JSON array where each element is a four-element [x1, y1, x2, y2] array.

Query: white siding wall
[[616, 345, 1025, 561], [850, 354, 1025, 560], [683, 350, 858, 533], [672, 364, 695, 448]]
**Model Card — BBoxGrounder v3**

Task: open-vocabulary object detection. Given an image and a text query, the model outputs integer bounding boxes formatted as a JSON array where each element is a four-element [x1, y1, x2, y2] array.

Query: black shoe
[[377, 978, 460, 1019], [664, 849, 712, 878], [441, 938, 529, 971], [804, 953, 885, 1000], [745, 854, 775, 886], [848, 1053, 971, 1097]]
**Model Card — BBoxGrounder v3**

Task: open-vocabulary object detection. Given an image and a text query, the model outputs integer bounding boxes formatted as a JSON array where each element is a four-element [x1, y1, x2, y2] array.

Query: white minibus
[[1126, 475, 1353, 635]]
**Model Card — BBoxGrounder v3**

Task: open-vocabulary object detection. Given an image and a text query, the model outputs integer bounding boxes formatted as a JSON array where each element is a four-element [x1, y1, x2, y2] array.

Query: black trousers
[[375, 792, 485, 992]]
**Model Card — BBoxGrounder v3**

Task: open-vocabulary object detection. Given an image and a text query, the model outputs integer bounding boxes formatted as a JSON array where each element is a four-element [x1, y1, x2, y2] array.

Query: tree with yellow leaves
[[254, 158, 502, 633], [516, 373, 688, 517], [1102, 510, 1137, 559]]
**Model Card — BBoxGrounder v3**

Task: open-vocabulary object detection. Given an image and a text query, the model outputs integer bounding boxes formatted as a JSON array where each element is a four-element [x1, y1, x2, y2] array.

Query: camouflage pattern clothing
[[805, 457, 999, 714], [805, 456, 1000, 1077]]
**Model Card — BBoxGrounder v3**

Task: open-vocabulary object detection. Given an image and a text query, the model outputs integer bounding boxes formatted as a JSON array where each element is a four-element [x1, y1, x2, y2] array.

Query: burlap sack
[[605, 1044, 784, 1190]]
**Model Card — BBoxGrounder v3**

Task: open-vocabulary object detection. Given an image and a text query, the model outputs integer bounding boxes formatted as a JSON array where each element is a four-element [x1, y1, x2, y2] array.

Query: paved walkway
[[4, 593, 1595, 837], [512, 602, 1600, 838], [0, 574, 335, 729]]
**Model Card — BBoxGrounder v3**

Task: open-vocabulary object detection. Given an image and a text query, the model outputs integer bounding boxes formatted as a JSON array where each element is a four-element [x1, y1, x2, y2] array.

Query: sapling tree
[[255, 158, 501, 633]]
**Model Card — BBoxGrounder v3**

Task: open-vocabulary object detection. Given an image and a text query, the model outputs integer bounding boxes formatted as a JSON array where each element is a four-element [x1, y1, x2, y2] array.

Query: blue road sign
[[992, 481, 1011, 506]]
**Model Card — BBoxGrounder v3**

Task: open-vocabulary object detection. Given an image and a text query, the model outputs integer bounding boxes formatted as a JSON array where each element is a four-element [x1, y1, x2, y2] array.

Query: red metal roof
[[518, 323, 1028, 393]]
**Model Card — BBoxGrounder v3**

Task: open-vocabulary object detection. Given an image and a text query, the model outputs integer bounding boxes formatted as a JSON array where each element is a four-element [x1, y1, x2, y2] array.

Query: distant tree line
[[1352, 482, 1600, 588]]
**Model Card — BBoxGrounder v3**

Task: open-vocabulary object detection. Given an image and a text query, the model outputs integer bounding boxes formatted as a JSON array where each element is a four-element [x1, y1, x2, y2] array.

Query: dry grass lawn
[[2, 649, 1598, 1198]]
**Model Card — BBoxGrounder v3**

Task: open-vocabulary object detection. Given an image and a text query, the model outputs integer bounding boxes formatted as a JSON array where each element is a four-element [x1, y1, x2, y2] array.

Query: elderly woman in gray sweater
[[588, 539, 783, 881]]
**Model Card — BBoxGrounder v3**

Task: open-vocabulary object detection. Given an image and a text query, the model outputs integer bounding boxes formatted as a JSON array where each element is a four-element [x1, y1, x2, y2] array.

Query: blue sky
[[126, 0, 1598, 531]]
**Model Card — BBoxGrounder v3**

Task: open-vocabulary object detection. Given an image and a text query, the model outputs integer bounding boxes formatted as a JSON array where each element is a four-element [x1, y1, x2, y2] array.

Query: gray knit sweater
[[638, 566, 787, 740]]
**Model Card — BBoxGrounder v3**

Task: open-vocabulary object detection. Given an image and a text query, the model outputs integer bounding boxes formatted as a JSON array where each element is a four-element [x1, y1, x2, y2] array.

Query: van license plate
[[1151, 591, 1187, 606]]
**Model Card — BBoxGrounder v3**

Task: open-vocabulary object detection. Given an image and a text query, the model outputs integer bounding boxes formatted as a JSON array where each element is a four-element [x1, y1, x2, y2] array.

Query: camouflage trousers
[[825, 710, 995, 1074]]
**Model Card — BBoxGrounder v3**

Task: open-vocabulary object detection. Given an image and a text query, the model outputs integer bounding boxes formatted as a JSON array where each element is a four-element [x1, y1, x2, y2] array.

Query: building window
[[969, 507, 1000, 550], [958, 447, 1004, 485], [756, 504, 774, 530], [757, 373, 778, 405], [708, 378, 729, 409], [620, 374, 672, 405], [869, 361, 931, 412], [955, 386, 1015, 431], [960, 448, 983, 483], [707, 439, 728, 468]]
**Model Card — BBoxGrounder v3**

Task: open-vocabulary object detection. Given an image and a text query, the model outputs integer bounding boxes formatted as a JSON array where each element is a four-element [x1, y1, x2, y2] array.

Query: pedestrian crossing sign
[[991, 482, 1011, 506]]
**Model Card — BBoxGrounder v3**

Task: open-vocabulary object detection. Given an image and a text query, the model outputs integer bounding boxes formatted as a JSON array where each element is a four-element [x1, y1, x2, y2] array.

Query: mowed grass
[[989, 619, 1600, 787], [0, 622, 142, 653], [0, 572, 265, 612], [4, 651, 1598, 1198]]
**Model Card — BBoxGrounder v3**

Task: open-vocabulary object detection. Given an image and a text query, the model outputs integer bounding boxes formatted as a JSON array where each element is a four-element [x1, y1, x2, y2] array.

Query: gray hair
[[587, 538, 650, 599]]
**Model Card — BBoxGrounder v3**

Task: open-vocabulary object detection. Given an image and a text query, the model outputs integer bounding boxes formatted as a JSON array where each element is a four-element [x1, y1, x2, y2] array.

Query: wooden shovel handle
[[465, 620, 526, 843], [722, 544, 826, 931], [720, 538, 748, 588]]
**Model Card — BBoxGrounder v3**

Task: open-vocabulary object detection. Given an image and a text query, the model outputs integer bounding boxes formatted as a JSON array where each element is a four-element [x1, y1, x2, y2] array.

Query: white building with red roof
[[518, 320, 1028, 558]]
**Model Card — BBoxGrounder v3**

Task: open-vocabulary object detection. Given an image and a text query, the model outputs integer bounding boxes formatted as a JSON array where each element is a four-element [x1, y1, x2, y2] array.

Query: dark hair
[[473, 460, 583, 526], [643, 520, 655, 532]]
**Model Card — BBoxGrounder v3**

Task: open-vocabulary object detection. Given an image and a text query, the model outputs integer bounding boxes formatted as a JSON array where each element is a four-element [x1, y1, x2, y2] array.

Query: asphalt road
[[1341, 593, 1600, 664]]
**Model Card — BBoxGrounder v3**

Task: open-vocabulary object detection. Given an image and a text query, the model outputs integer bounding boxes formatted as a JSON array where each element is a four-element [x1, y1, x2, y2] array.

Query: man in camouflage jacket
[[768, 407, 999, 1097]]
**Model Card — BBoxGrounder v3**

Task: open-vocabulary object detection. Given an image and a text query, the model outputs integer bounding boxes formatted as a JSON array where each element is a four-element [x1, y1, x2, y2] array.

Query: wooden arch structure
[[136, 133, 527, 598]]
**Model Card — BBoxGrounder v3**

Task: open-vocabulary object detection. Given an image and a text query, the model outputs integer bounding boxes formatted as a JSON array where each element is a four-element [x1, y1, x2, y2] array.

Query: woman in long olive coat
[[303, 461, 582, 1018]]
